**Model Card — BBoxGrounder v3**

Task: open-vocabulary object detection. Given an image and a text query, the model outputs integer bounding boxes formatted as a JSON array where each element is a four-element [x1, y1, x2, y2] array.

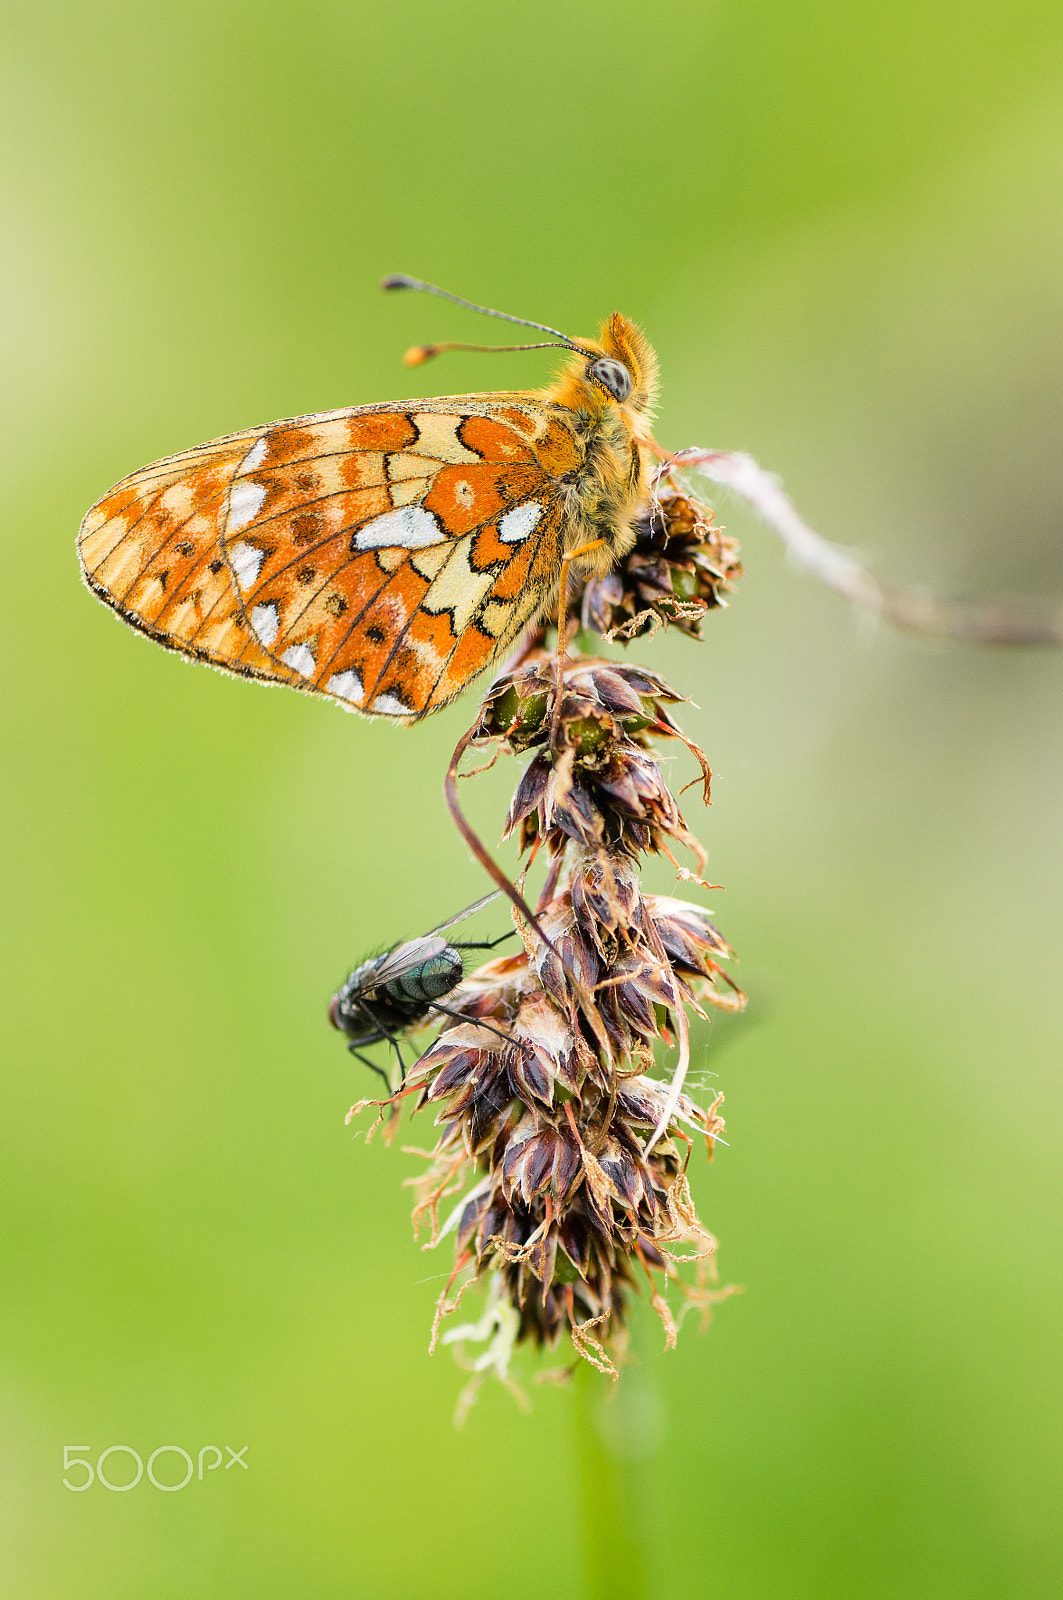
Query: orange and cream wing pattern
[[217, 400, 573, 719], [78, 396, 582, 720], [78, 424, 303, 688]]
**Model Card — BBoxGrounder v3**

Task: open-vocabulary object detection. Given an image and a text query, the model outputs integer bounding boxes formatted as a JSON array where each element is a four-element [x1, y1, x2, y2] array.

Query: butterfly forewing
[[79, 394, 578, 720]]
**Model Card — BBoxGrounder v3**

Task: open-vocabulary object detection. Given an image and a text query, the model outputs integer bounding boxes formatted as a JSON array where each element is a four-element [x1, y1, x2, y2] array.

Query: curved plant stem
[[573, 1364, 650, 1600]]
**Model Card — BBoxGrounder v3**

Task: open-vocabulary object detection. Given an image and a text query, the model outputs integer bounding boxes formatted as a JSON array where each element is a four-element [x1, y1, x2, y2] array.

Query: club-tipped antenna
[[404, 339, 582, 367], [382, 274, 583, 352]]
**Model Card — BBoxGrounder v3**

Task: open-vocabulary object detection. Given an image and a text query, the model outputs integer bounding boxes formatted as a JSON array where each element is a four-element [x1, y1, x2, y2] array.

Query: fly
[[328, 891, 516, 1090]]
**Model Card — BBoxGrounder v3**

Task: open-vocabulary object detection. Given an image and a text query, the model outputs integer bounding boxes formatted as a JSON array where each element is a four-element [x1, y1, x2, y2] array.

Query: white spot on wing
[[370, 692, 411, 718], [229, 541, 264, 588], [238, 437, 268, 475], [251, 603, 279, 647], [281, 643, 316, 677], [229, 479, 267, 532], [354, 504, 443, 551], [327, 669, 364, 704], [498, 501, 543, 543]]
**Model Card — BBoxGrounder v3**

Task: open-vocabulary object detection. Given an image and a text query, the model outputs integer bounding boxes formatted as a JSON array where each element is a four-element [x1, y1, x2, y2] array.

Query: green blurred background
[[3, 2, 1063, 1594]]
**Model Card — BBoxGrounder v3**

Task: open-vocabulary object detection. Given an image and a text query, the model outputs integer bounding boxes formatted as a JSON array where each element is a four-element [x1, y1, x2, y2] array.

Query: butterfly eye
[[586, 357, 633, 403]]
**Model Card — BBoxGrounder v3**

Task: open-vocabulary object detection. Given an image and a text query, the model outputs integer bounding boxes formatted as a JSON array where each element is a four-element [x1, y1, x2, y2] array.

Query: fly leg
[[374, 1020, 410, 1086], [451, 932, 517, 953], [423, 1001, 517, 1117], [345, 1045, 394, 1095], [425, 1000, 521, 1050], [351, 1001, 410, 1088]]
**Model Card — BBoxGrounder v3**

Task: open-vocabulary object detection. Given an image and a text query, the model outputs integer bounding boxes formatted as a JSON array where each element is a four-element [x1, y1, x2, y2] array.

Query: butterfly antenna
[[382, 274, 582, 350], [403, 339, 578, 367]]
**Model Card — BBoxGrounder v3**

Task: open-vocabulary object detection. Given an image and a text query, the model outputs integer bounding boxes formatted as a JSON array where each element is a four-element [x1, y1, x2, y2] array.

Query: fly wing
[[423, 889, 502, 940], [367, 933, 450, 989], [349, 893, 503, 991]]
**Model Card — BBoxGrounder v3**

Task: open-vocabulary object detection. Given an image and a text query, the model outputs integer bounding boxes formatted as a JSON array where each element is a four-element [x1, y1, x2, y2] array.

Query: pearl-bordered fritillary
[[77, 278, 660, 722]]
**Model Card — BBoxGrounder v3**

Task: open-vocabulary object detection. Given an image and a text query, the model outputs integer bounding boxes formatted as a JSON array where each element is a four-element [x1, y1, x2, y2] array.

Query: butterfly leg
[[552, 539, 608, 744]]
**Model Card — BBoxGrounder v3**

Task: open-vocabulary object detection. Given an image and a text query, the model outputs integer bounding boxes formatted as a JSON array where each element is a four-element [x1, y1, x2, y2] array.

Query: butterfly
[[328, 891, 515, 1089], [77, 276, 660, 721]]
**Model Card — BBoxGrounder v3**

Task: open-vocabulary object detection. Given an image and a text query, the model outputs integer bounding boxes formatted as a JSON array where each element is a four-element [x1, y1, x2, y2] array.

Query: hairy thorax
[[549, 403, 653, 579]]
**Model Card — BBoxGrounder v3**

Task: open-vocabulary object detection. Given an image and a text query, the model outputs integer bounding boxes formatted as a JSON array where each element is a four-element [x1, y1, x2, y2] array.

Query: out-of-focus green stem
[[573, 1365, 649, 1600]]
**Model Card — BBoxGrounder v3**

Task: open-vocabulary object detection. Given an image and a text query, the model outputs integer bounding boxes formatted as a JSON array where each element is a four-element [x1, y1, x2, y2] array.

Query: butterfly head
[[546, 314, 659, 437], [576, 313, 659, 418], [382, 276, 659, 423]]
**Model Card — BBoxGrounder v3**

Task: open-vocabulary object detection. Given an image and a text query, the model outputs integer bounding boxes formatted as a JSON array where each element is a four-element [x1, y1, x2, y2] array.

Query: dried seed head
[[346, 523, 745, 1395], [479, 655, 710, 865], [580, 489, 742, 641]]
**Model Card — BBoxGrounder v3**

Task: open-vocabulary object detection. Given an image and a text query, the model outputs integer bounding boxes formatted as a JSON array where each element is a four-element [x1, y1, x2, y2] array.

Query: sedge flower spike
[[346, 488, 745, 1397]]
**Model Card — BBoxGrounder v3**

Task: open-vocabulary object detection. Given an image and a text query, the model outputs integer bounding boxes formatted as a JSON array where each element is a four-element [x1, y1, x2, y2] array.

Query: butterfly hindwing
[[80, 396, 576, 719], [77, 426, 302, 686]]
